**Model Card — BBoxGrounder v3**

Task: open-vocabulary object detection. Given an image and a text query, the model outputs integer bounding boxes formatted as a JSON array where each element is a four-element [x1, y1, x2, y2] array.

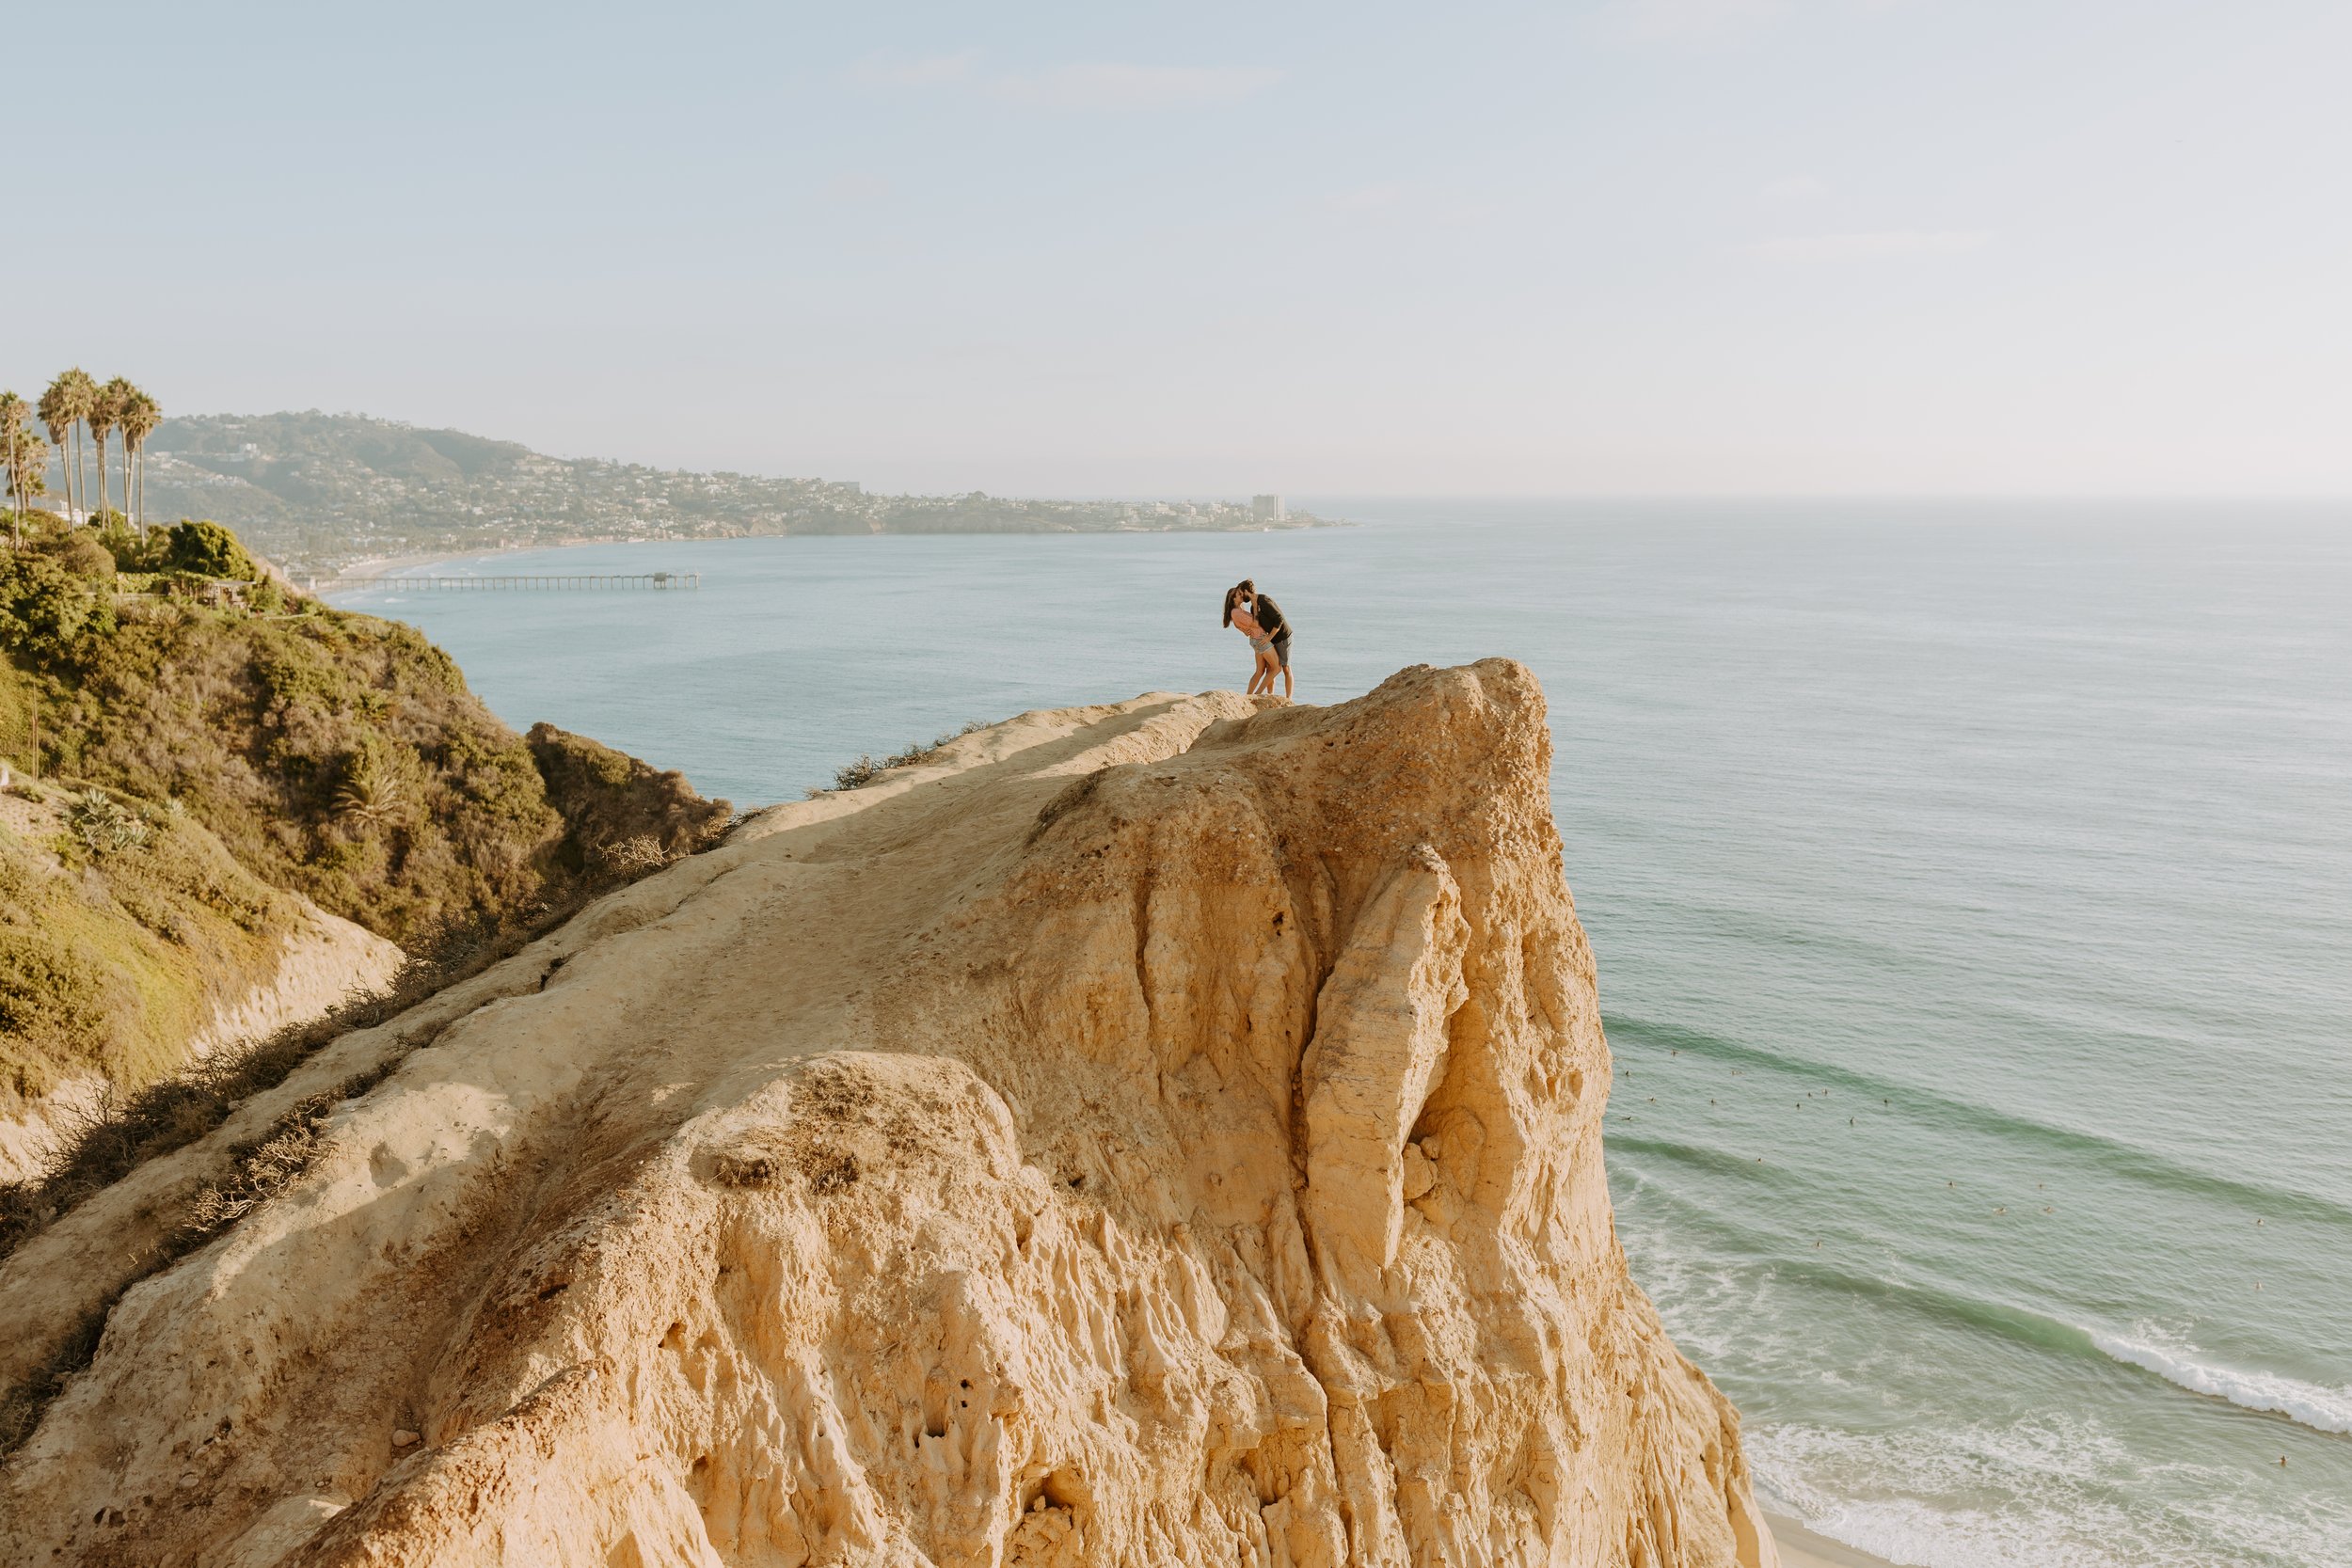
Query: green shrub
[[34, 600, 566, 944], [0, 931, 110, 1093], [0, 554, 115, 670], [161, 519, 261, 582], [97, 523, 168, 573], [11, 517, 723, 952], [0, 661, 36, 765], [527, 721, 732, 871], [36, 535, 115, 583]]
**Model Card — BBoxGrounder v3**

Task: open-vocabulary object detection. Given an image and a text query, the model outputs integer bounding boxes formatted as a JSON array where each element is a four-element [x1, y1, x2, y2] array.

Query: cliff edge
[[0, 660, 1776, 1568]]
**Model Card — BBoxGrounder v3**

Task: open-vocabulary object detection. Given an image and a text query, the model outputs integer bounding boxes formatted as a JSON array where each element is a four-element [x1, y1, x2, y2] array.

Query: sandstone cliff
[[0, 660, 1776, 1568]]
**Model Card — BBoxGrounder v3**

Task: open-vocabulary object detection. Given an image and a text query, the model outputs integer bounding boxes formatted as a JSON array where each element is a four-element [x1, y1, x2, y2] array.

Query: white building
[[1251, 494, 1285, 522]]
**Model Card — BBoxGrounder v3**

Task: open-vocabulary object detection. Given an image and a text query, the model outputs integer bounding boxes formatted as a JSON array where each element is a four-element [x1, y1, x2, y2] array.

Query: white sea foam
[[1755, 1419, 2152, 1568], [2089, 1325, 2352, 1434], [1750, 1413, 2352, 1568]]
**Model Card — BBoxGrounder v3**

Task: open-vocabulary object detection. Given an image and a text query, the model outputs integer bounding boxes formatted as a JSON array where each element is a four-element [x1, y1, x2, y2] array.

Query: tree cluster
[[0, 518, 270, 675], [1, 371, 162, 548]]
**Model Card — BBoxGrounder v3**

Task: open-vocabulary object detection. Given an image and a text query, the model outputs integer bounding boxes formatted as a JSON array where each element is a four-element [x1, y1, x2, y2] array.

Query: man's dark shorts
[[1273, 633, 1292, 670]]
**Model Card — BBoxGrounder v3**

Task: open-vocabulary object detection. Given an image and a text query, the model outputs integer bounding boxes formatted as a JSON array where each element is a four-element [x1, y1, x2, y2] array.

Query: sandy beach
[[313, 536, 697, 595], [315, 544, 519, 591], [1771, 1513, 1905, 1568]]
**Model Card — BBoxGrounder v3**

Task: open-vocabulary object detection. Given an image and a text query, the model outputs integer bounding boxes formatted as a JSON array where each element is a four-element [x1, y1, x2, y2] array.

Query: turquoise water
[[338, 504, 2352, 1568]]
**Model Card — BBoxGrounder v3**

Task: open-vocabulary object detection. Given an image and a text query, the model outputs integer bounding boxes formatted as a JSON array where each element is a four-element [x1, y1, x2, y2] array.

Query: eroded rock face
[[0, 662, 1775, 1568]]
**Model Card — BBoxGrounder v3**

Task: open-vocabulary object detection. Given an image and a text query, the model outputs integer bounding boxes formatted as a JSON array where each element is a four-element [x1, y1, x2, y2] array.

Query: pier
[[331, 572, 701, 592]]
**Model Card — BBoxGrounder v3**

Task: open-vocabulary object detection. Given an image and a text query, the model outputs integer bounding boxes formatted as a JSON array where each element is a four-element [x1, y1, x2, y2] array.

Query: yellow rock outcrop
[[0, 660, 1776, 1568]]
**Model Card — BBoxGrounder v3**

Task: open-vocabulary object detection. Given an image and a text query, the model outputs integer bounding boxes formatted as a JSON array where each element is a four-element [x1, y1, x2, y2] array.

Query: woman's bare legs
[[1251, 649, 1280, 695]]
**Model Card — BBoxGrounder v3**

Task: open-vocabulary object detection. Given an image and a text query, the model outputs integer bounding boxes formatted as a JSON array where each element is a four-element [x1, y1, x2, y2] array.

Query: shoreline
[[317, 534, 718, 593], [309, 518, 1340, 593], [1770, 1513, 1906, 1568], [316, 542, 544, 592]]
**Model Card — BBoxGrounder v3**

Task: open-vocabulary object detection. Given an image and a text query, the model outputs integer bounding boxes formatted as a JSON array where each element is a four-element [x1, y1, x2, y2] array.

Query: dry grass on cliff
[[812, 720, 988, 796]]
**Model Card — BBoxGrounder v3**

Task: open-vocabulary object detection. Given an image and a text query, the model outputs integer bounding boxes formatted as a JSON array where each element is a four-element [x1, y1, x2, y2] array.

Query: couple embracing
[[1219, 579, 1295, 699]]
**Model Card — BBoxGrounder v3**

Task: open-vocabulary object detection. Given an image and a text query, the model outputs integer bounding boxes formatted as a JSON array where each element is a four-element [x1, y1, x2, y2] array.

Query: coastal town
[[101, 412, 1326, 578]]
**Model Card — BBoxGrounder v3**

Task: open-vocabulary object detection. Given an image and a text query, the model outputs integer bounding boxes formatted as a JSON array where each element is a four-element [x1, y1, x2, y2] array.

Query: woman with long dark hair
[[1221, 582, 1281, 695], [1235, 579, 1293, 698]]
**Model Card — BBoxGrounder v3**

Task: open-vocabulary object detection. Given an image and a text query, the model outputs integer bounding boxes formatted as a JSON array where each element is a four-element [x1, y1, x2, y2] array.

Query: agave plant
[[65, 788, 151, 855], [333, 736, 421, 829]]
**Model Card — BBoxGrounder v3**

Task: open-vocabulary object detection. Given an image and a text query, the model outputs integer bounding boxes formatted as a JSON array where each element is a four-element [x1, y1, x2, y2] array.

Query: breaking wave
[[2089, 1327, 2352, 1435]]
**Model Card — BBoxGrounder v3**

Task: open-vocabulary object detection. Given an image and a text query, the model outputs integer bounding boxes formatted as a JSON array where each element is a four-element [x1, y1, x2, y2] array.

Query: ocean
[[336, 501, 2352, 1568]]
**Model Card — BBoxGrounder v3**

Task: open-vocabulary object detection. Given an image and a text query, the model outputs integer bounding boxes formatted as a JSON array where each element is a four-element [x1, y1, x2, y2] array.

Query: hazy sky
[[10, 1, 2350, 496]]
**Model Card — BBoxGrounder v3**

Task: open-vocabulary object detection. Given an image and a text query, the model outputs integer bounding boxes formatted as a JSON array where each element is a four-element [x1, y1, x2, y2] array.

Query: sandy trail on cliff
[[2, 664, 1777, 1568]]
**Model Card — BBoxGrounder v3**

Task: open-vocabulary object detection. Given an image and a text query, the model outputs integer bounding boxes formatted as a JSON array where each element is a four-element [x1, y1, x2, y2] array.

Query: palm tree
[[40, 370, 96, 524], [86, 379, 122, 524], [0, 397, 48, 548], [5, 429, 49, 546], [98, 377, 138, 529], [38, 381, 73, 521], [0, 393, 26, 535], [64, 368, 97, 522], [120, 388, 161, 529]]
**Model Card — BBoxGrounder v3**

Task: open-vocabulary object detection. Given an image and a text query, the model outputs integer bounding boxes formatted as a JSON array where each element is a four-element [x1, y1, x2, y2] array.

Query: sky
[[8, 1, 2351, 497]]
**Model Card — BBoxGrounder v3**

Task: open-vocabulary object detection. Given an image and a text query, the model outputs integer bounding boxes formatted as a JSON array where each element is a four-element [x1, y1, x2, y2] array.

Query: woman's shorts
[[1250, 636, 1274, 653]]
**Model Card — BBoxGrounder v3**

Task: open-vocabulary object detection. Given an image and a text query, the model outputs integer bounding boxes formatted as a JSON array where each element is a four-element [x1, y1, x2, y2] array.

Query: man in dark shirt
[[1241, 582, 1295, 698]]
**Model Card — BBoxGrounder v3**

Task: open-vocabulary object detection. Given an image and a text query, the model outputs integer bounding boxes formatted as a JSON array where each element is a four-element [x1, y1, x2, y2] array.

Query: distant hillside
[[74, 412, 1322, 575]]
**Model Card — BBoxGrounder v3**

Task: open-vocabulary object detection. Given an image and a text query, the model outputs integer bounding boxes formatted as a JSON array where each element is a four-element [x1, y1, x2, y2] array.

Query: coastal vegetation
[[525, 721, 734, 877], [0, 776, 294, 1101], [2, 511, 733, 1142]]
